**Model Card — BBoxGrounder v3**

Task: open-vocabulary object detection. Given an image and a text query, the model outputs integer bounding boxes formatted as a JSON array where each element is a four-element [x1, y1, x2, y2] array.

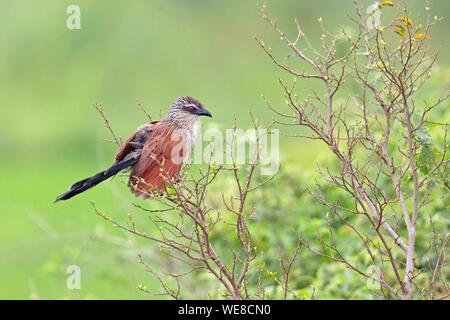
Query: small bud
[[415, 33, 430, 40], [400, 16, 413, 28], [381, 1, 395, 7], [137, 284, 148, 291]]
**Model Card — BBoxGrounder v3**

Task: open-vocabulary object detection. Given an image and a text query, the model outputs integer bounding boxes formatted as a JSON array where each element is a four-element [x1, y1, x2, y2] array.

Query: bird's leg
[[174, 176, 183, 183]]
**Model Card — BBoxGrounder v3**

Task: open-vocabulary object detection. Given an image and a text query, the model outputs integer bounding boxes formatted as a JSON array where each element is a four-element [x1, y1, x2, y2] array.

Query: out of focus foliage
[[183, 68, 450, 300]]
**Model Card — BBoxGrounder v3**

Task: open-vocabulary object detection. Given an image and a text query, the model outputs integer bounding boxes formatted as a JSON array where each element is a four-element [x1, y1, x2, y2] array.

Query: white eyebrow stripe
[[184, 103, 199, 108]]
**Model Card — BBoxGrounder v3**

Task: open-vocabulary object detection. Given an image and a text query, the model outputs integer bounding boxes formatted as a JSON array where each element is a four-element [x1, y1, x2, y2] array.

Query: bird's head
[[167, 96, 212, 122]]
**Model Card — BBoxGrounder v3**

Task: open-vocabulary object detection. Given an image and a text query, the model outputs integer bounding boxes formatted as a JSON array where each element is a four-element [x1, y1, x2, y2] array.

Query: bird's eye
[[184, 104, 198, 113]]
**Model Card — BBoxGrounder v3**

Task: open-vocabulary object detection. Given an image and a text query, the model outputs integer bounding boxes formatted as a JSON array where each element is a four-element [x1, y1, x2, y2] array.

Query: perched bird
[[54, 96, 212, 202]]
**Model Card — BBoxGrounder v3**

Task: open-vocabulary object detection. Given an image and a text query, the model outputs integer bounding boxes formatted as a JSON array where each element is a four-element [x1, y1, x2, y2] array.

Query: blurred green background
[[0, 0, 449, 299]]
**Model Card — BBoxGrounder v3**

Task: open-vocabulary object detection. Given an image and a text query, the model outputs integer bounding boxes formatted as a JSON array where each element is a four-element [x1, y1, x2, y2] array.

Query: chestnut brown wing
[[128, 122, 188, 196]]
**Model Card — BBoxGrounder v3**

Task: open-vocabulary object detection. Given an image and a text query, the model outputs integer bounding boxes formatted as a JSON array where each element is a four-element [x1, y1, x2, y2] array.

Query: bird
[[54, 96, 212, 202]]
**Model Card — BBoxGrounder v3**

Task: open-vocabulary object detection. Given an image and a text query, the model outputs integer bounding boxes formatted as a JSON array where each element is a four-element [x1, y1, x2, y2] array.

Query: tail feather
[[54, 157, 138, 203]]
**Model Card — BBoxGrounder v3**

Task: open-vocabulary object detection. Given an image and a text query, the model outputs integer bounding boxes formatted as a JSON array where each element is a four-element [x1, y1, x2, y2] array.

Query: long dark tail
[[54, 158, 138, 203]]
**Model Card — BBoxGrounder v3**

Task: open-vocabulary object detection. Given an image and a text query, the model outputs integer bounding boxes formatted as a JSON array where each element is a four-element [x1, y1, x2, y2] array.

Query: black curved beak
[[195, 108, 212, 117]]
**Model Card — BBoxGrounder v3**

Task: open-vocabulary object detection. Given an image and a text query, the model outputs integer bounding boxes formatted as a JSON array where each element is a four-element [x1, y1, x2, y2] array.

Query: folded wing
[[129, 122, 188, 197]]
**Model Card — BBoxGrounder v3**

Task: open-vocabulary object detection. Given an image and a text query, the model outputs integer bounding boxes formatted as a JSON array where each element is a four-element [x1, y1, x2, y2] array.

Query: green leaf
[[368, 71, 383, 84], [418, 144, 436, 174], [395, 24, 406, 37], [166, 187, 177, 195], [415, 127, 431, 144]]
